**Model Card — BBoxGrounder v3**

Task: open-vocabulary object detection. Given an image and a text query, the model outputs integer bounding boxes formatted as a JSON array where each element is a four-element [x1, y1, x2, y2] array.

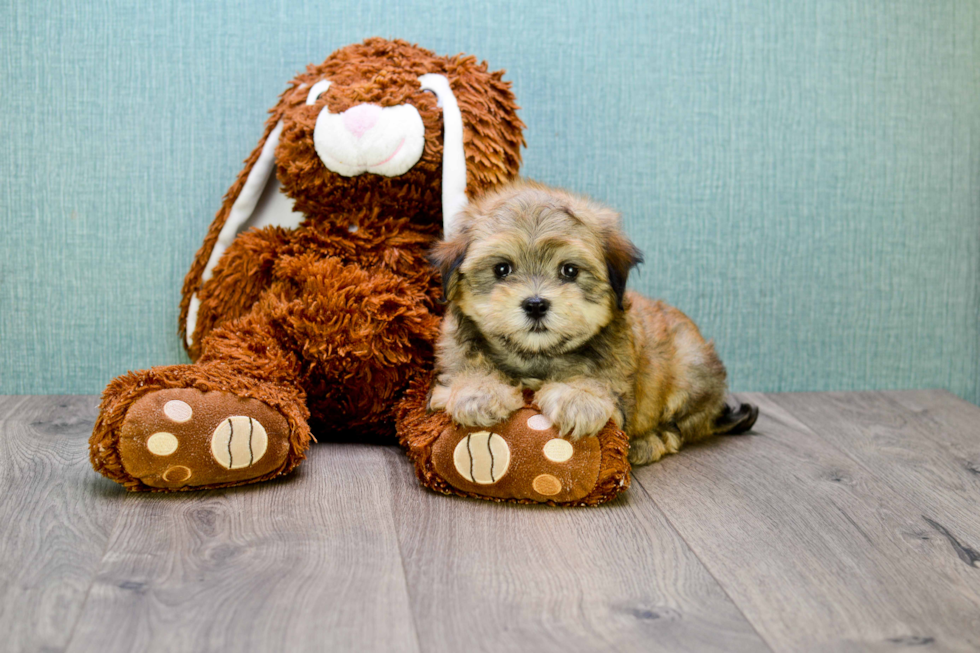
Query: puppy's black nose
[[522, 296, 550, 319]]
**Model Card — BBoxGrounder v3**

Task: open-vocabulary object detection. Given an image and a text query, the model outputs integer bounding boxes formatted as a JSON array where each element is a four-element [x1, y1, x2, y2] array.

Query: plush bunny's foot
[[114, 388, 292, 489], [398, 373, 632, 506], [91, 366, 312, 491], [430, 408, 605, 503]]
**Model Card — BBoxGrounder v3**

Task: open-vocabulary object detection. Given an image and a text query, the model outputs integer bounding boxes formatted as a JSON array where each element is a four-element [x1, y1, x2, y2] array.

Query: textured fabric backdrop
[[1, 0, 978, 403]]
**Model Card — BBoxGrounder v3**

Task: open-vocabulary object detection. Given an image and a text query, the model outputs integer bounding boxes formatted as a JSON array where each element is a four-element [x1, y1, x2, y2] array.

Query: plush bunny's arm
[[184, 120, 305, 348]]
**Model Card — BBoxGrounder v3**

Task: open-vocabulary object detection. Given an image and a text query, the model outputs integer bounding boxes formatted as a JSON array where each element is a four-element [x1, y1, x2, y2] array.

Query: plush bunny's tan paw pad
[[117, 388, 290, 489], [431, 407, 602, 503]]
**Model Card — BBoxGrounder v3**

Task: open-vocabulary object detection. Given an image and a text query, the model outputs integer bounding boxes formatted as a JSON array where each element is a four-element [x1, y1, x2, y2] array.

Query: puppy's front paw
[[536, 381, 616, 440], [444, 377, 524, 428], [428, 384, 450, 412]]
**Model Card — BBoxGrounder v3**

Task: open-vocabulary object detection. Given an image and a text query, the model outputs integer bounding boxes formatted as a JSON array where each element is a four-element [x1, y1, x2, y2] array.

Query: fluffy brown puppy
[[429, 180, 757, 465]]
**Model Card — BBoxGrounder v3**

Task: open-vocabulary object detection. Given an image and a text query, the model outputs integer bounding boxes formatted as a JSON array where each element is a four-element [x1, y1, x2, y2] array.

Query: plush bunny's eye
[[305, 80, 332, 106]]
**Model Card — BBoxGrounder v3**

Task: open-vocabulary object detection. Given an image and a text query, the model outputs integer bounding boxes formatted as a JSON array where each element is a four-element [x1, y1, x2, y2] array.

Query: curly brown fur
[[90, 39, 526, 490], [429, 180, 756, 465]]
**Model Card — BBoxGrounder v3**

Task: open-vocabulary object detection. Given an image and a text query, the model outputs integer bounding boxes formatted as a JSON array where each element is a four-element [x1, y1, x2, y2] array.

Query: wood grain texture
[[383, 448, 770, 653], [633, 392, 980, 652], [0, 395, 30, 416], [65, 443, 420, 653], [771, 391, 980, 552], [883, 389, 980, 452], [0, 395, 121, 653], [5, 391, 980, 652]]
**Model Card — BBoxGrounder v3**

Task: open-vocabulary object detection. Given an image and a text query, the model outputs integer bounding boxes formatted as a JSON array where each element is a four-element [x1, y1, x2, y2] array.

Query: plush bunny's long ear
[[179, 95, 305, 353], [442, 56, 525, 201], [419, 74, 468, 236]]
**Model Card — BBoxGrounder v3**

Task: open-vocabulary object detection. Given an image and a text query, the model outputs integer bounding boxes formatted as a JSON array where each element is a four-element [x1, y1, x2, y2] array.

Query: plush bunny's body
[[90, 39, 523, 490]]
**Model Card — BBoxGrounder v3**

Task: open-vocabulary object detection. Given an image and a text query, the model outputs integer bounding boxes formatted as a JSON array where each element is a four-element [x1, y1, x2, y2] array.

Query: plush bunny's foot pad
[[432, 408, 604, 502], [90, 367, 312, 492], [396, 375, 632, 506], [114, 389, 291, 490]]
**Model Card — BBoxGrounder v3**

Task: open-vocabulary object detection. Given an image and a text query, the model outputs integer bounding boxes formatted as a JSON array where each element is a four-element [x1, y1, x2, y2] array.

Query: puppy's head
[[430, 180, 643, 355]]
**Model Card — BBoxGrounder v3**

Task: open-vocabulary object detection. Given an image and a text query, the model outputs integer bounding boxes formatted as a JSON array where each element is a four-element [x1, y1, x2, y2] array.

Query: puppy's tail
[[714, 401, 759, 435]]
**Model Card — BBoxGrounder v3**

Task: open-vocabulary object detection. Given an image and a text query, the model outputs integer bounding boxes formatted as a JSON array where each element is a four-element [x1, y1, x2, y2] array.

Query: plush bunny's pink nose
[[342, 104, 382, 138]]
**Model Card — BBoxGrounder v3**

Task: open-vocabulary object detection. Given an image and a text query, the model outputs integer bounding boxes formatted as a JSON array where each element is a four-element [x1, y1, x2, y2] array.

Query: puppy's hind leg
[[627, 425, 682, 466]]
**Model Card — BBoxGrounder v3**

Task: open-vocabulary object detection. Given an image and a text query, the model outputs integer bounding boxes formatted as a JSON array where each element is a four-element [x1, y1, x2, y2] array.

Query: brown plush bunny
[[89, 38, 630, 505]]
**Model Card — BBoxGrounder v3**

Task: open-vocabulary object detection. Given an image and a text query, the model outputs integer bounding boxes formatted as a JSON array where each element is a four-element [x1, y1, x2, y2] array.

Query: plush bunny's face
[[181, 40, 524, 350], [271, 39, 525, 232]]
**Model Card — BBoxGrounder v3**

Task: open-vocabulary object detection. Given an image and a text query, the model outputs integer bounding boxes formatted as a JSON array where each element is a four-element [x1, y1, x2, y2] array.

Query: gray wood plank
[[8, 390, 977, 652], [771, 391, 980, 552], [383, 448, 771, 653], [0, 395, 122, 653], [633, 393, 980, 652], [66, 443, 420, 653], [0, 395, 31, 416], [882, 389, 980, 452]]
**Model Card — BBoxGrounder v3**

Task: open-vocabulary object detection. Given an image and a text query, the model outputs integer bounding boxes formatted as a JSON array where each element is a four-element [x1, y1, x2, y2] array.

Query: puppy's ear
[[604, 229, 643, 310], [428, 231, 470, 303]]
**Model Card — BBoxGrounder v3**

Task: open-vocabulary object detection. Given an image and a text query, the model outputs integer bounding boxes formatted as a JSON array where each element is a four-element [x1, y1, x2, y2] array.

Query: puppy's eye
[[493, 262, 513, 279], [559, 263, 579, 280]]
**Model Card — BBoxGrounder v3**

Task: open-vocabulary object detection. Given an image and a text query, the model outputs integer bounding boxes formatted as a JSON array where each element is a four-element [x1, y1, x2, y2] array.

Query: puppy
[[428, 180, 757, 465]]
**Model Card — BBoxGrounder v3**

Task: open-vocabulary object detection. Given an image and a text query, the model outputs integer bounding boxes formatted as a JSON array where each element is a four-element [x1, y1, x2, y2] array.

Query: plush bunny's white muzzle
[[311, 80, 427, 178]]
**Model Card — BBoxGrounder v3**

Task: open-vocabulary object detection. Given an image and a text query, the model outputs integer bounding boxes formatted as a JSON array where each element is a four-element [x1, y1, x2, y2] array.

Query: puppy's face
[[432, 181, 642, 356]]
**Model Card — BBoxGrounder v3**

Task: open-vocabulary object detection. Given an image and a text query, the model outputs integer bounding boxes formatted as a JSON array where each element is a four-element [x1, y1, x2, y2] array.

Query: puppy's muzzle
[[522, 296, 550, 320]]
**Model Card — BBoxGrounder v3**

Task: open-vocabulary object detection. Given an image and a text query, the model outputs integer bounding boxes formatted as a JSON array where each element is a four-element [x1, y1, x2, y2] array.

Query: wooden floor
[[1, 391, 979, 652]]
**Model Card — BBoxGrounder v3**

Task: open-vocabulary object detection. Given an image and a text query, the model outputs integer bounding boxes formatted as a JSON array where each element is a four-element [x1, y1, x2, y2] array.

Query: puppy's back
[[627, 292, 728, 440]]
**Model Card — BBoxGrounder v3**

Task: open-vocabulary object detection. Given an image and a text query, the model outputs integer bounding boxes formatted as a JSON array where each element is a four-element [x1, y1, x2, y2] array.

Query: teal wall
[[2, 0, 978, 403]]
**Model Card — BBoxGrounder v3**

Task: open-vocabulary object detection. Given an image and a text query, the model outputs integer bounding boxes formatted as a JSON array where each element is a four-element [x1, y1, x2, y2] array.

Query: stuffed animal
[[397, 376, 630, 505], [89, 38, 631, 506]]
